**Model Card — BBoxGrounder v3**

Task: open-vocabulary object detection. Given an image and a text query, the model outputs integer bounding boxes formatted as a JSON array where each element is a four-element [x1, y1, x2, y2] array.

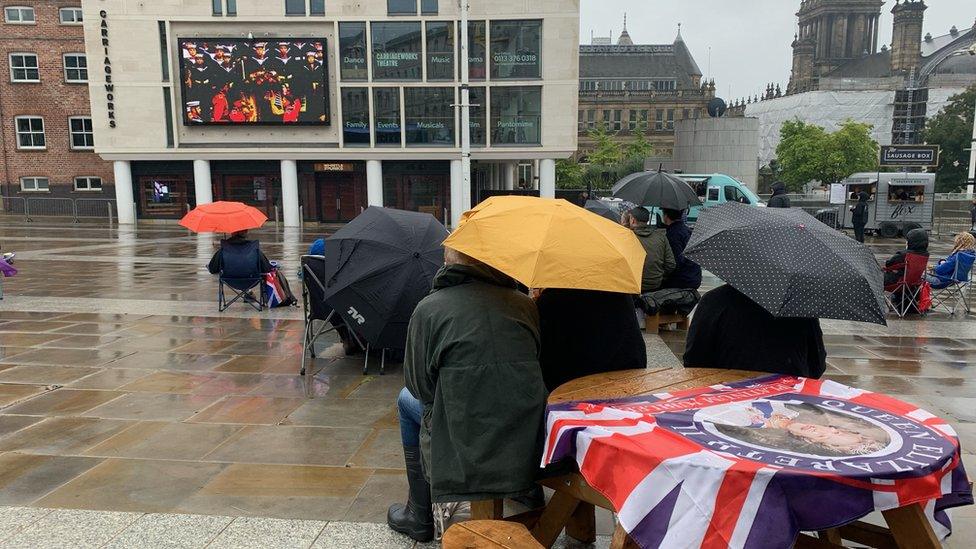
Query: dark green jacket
[[634, 225, 676, 293], [404, 264, 546, 503]]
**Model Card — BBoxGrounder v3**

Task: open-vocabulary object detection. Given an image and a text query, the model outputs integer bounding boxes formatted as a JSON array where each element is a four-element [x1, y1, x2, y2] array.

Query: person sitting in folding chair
[[208, 230, 273, 311], [883, 228, 930, 316], [926, 233, 975, 315]]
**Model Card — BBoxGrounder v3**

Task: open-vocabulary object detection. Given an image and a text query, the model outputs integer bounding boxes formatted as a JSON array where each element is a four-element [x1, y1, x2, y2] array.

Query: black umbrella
[[322, 207, 448, 350], [684, 202, 886, 325], [584, 199, 620, 222], [612, 169, 702, 210]]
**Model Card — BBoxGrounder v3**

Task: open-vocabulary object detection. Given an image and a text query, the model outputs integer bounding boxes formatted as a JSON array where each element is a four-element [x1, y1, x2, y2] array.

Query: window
[[4, 6, 34, 23], [69, 117, 94, 149], [612, 109, 622, 131], [489, 20, 541, 79], [373, 88, 401, 146], [586, 109, 595, 130], [158, 22, 169, 81], [59, 7, 83, 24], [20, 177, 49, 192], [468, 86, 486, 146], [426, 22, 454, 81], [655, 109, 664, 131], [462, 21, 486, 80], [212, 0, 222, 15], [666, 109, 674, 130], [387, 0, 416, 15], [339, 23, 368, 80], [578, 110, 584, 132], [74, 177, 103, 191], [371, 22, 422, 80], [421, 0, 437, 14], [602, 109, 610, 130], [227, 0, 237, 15], [163, 87, 175, 147], [9, 54, 39, 82], [724, 186, 748, 204], [310, 0, 325, 15], [404, 87, 454, 146], [15, 116, 45, 149], [341, 88, 370, 146], [490, 86, 541, 145], [285, 0, 306, 15], [63, 54, 88, 82], [707, 187, 719, 201]]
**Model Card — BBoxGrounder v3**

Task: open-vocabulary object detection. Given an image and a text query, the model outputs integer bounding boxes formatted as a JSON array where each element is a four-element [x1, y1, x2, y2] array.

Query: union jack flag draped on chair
[[264, 270, 287, 307], [543, 375, 973, 549]]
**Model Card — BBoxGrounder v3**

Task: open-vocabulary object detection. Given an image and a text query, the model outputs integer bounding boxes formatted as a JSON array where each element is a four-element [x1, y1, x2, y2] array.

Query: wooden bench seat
[[443, 520, 543, 549], [644, 311, 690, 334]]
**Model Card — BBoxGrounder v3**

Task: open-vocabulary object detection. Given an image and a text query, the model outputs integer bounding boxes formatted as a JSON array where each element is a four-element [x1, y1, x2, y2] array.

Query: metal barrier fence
[[0, 194, 116, 223]]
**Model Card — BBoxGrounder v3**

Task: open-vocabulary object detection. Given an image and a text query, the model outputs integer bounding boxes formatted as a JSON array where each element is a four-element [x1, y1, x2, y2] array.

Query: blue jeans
[[397, 387, 423, 448]]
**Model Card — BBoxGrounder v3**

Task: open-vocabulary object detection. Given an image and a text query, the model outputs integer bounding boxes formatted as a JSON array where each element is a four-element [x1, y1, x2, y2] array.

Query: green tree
[[922, 85, 976, 193], [586, 126, 622, 166], [776, 119, 879, 191], [624, 122, 654, 161], [555, 159, 584, 189]]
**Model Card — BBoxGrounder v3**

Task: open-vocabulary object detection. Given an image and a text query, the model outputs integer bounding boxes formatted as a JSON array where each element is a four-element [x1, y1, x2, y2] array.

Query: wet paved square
[[0, 222, 973, 547]]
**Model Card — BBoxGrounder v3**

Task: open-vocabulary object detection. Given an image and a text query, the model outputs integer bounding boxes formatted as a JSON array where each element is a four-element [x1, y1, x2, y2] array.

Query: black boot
[[387, 446, 434, 542]]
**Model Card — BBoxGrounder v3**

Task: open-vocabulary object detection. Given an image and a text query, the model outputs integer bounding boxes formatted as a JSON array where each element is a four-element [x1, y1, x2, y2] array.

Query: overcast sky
[[580, 0, 975, 100]]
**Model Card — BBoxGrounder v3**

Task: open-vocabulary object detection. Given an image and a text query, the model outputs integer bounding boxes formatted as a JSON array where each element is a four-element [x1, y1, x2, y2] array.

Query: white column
[[539, 158, 556, 198], [504, 162, 516, 190], [192, 160, 213, 205], [113, 160, 135, 224], [450, 159, 464, 227], [968, 97, 976, 197], [280, 160, 300, 228], [533, 159, 540, 190], [366, 160, 383, 207]]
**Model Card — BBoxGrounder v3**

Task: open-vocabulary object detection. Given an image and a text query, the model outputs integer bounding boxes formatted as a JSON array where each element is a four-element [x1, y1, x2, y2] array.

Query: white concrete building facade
[[81, 0, 579, 226]]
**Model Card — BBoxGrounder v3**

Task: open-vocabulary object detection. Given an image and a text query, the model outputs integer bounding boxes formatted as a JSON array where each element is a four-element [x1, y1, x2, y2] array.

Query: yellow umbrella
[[444, 196, 645, 294]]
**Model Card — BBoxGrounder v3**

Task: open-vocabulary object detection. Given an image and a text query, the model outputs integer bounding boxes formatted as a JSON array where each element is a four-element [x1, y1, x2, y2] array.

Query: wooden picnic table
[[522, 367, 944, 549]]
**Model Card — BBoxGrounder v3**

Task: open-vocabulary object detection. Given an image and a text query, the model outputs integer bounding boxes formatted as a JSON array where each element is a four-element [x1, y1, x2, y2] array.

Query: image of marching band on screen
[[179, 39, 329, 125]]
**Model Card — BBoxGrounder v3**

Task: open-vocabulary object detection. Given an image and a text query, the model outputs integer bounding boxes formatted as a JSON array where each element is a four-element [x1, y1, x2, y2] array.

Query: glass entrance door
[[384, 173, 449, 223], [317, 172, 366, 222], [139, 177, 191, 218]]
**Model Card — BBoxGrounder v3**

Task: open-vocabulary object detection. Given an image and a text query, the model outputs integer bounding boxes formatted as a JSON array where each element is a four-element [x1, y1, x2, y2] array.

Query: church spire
[[676, 22, 683, 42], [617, 13, 634, 46]]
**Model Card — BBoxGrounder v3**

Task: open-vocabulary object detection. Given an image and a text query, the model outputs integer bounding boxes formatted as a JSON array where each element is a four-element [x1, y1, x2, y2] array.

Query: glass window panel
[[226, 0, 237, 15], [404, 87, 454, 146], [69, 117, 94, 148], [420, 0, 437, 14], [60, 7, 83, 23], [373, 87, 401, 146], [341, 87, 370, 146], [490, 86, 541, 145], [212, 0, 222, 15], [64, 54, 88, 82], [371, 22, 422, 80], [459, 21, 486, 80], [426, 22, 454, 81], [489, 20, 541, 79], [468, 86, 486, 147], [310, 0, 325, 15], [10, 54, 39, 81], [387, 0, 416, 15], [339, 23, 368, 80], [285, 0, 305, 15]]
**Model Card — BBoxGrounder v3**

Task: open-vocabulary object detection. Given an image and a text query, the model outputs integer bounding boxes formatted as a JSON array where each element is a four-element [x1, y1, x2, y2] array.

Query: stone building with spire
[[742, 0, 976, 167], [577, 17, 715, 159]]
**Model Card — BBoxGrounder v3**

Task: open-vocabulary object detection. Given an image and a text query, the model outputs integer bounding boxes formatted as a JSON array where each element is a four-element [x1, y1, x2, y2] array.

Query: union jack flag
[[264, 271, 286, 307], [543, 375, 973, 549]]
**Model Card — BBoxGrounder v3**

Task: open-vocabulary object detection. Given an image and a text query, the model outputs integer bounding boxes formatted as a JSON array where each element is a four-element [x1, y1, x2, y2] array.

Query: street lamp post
[[456, 0, 472, 227]]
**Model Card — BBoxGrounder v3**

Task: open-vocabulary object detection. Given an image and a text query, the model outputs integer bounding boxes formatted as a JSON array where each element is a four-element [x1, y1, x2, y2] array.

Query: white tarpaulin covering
[[926, 87, 969, 120], [745, 90, 895, 166]]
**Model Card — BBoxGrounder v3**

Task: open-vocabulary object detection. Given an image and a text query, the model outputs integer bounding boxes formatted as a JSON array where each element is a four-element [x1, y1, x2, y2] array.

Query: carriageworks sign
[[100, 11, 116, 128]]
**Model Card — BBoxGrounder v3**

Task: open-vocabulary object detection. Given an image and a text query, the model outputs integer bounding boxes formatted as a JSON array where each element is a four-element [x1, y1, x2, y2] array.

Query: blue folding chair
[[218, 240, 268, 312]]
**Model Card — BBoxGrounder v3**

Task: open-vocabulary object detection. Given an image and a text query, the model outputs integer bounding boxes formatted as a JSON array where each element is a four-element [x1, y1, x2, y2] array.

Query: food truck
[[838, 172, 936, 238]]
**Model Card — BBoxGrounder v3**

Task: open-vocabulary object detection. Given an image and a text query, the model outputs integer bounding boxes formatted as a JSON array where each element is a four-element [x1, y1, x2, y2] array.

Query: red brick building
[[0, 1, 113, 207]]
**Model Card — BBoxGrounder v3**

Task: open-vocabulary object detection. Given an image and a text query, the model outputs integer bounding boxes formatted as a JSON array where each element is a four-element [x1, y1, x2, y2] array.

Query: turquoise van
[[667, 173, 762, 224]]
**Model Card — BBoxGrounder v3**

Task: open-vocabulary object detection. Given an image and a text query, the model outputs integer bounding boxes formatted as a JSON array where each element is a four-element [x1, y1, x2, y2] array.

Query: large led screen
[[179, 38, 329, 125]]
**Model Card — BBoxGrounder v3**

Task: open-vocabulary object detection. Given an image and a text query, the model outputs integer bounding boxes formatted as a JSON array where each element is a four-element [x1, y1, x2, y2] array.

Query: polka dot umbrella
[[684, 202, 886, 325]]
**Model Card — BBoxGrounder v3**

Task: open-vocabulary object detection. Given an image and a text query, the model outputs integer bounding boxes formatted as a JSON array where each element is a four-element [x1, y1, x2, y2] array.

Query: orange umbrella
[[179, 201, 267, 233]]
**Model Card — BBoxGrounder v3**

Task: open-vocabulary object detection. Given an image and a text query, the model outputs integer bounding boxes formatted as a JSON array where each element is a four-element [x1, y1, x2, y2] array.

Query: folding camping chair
[[884, 252, 929, 318], [930, 260, 973, 316], [217, 240, 269, 312], [298, 255, 367, 397]]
